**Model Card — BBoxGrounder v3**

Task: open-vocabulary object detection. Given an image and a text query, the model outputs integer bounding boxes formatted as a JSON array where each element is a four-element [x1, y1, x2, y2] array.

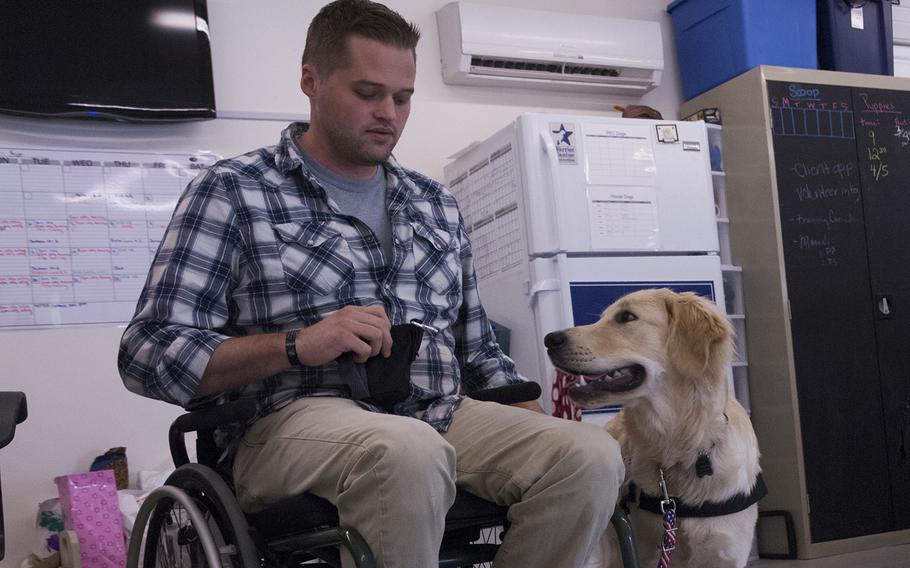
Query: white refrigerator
[[444, 113, 725, 423]]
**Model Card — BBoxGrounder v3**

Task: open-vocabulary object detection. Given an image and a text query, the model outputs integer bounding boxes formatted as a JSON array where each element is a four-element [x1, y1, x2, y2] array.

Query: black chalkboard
[[768, 80, 893, 542], [852, 87, 910, 530]]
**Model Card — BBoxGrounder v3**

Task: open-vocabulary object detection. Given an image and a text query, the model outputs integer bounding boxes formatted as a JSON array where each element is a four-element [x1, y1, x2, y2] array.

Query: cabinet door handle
[[876, 295, 894, 319]]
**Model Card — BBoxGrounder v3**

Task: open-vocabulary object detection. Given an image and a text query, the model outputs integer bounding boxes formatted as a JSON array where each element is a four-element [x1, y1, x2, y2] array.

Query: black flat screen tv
[[0, 0, 216, 122]]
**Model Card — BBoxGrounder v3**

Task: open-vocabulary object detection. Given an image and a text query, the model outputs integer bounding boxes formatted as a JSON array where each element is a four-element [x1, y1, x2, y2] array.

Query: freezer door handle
[[535, 131, 566, 256], [529, 278, 561, 297]]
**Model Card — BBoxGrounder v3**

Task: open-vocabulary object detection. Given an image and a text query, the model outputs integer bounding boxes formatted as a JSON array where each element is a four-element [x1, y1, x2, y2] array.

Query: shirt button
[[307, 239, 316, 246], [365, 235, 375, 243]]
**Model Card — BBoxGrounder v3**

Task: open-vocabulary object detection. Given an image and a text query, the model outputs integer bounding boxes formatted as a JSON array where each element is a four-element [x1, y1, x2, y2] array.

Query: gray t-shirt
[[296, 144, 393, 262]]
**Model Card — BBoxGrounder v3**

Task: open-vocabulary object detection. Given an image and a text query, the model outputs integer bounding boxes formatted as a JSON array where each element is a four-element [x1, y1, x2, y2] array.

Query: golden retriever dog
[[545, 288, 763, 568]]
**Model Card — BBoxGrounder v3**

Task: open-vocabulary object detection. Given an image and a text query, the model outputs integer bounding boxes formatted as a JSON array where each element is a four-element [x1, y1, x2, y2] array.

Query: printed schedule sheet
[[0, 148, 215, 328]]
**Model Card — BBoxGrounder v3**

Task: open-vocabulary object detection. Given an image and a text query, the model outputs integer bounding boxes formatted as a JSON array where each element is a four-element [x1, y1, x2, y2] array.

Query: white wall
[[0, 0, 679, 562], [209, 0, 683, 180]]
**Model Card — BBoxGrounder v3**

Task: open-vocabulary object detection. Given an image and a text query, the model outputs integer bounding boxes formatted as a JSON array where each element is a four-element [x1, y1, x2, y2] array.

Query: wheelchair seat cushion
[[444, 489, 508, 531], [245, 488, 508, 542], [246, 492, 339, 541]]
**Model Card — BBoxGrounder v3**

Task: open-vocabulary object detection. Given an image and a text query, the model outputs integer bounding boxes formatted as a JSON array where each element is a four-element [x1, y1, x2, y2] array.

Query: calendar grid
[[449, 144, 525, 281], [584, 134, 655, 186], [0, 148, 213, 328]]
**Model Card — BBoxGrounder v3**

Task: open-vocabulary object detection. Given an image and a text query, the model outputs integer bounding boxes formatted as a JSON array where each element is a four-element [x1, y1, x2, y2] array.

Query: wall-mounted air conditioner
[[436, 2, 663, 95]]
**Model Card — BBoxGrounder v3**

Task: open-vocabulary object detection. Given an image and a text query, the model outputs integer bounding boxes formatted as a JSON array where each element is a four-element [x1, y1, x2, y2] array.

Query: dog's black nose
[[544, 331, 567, 348]]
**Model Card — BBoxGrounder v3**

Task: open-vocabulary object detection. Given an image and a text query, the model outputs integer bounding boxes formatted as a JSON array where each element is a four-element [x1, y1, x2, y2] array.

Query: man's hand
[[510, 400, 547, 414], [296, 305, 393, 366]]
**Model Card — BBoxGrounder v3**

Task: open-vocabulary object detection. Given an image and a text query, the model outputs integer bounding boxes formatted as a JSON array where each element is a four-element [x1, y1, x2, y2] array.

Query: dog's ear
[[665, 291, 734, 378]]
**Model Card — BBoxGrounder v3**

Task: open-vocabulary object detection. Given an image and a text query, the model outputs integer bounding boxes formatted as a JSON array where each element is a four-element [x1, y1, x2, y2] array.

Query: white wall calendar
[[0, 147, 217, 328]]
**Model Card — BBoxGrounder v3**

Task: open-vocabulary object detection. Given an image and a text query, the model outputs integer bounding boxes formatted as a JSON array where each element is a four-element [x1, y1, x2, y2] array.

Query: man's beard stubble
[[325, 123, 396, 167]]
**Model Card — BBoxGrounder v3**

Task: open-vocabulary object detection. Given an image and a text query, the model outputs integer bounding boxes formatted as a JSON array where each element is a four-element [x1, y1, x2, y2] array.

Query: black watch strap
[[285, 329, 302, 367]]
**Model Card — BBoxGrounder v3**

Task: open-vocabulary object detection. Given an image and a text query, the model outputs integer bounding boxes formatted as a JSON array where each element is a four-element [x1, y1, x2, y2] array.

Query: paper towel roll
[[59, 530, 81, 568]]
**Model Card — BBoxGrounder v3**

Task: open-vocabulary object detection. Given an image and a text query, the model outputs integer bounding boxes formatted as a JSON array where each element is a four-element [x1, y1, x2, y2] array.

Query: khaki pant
[[233, 397, 623, 568]]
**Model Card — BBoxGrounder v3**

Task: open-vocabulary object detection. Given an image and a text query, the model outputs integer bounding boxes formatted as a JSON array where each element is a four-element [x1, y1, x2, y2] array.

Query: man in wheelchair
[[118, 1, 624, 566]]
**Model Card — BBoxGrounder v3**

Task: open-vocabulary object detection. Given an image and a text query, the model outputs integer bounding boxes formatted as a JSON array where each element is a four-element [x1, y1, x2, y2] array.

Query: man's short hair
[[302, 0, 421, 77]]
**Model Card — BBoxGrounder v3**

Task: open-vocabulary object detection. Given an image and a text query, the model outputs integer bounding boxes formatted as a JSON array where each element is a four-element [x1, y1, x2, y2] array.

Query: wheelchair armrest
[[168, 398, 258, 468], [171, 398, 258, 435], [465, 382, 541, 405], [0, 392, 27, 450]]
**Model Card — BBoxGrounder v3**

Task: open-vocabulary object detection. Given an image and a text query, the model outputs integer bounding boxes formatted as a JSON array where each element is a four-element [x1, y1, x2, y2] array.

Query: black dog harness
[[628, 472, 768, 518]]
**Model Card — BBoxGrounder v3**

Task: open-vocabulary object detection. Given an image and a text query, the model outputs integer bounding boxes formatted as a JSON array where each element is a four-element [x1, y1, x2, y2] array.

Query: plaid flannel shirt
[[118, 122, 525, 433]]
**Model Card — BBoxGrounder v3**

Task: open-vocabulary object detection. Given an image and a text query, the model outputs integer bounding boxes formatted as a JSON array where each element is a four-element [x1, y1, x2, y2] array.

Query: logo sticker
[[550, 122, 577, 164], [655, 124, 679, 143]]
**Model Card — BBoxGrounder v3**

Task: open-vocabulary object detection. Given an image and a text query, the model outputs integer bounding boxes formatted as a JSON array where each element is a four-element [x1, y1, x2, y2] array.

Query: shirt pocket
[[410, 222, 461, 295], [273, 221, 354, 296]]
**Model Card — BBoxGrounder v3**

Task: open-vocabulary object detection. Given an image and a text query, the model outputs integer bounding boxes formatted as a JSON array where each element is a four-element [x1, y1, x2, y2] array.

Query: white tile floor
[[748, 543, 910, 567]]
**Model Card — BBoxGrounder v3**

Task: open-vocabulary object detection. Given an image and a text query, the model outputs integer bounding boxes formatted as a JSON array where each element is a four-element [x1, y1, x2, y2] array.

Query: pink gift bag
[[54, 470, 126, 568]]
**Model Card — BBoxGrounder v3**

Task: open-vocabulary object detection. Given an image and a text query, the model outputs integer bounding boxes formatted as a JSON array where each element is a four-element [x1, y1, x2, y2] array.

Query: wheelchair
[[127, 383, 639, 568]]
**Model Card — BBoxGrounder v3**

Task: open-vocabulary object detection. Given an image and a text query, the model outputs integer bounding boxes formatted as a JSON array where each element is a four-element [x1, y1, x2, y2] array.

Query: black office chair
[[127, 383, 639, 568], [0, 392, 28, 561]]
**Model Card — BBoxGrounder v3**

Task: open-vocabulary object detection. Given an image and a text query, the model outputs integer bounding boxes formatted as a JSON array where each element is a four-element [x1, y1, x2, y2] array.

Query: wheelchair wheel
[[136, 464, 259, 568]]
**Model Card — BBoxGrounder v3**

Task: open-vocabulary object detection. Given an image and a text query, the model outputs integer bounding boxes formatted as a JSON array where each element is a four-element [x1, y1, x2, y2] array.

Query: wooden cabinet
[[682, 66, 910, 558]]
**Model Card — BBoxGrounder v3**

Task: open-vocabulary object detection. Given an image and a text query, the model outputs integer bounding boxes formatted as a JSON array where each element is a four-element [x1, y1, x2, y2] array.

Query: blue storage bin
[[817, 0, 894, 75], [667, 0, 818, 100]]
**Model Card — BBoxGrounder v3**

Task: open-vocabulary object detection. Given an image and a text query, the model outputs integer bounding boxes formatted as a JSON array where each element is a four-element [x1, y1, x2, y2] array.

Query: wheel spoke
[[135, 465, 258, 568], [146, 501, 241, 567]]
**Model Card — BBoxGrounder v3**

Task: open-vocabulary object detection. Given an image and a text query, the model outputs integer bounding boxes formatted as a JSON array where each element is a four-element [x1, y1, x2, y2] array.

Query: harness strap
[[634, 473, 768, 518], [658, 505, 677, 568], [656, 469, 677, 568]]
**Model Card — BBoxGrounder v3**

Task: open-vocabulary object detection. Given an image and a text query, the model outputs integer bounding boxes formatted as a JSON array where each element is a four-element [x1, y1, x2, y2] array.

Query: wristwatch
[[285, 329, 302, 367]]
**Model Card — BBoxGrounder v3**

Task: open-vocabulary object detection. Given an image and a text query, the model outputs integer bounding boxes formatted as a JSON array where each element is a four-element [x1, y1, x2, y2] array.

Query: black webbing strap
[[634, 473, 768, 518]]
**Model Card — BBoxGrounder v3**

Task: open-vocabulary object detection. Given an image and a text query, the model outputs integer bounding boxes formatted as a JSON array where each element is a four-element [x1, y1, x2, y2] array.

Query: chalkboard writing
[[852, 87, 910, 313], [769, 83, 853, 139], [769, 82, 866, 270], [854, 89, 910, 182]]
